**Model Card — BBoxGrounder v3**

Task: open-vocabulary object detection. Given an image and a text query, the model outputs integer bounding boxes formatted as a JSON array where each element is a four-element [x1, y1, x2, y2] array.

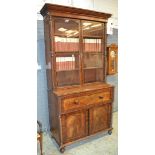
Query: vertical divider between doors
[[79, 20, 84, 85], [103, 22, 107, 82]]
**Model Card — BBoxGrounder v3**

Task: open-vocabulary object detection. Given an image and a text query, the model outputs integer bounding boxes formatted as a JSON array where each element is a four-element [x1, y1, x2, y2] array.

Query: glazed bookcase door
[[89, 103, 112, 134], [53, 17, 81, 87], [82, 20, 105, 83], [61, 110, 88, 143]]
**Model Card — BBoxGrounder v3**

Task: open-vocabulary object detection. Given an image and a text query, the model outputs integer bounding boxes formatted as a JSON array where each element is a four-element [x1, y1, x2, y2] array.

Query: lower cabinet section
[[61, 103, 112, 144], [51, 85, 114, 153], [61, 110, 88, 143]]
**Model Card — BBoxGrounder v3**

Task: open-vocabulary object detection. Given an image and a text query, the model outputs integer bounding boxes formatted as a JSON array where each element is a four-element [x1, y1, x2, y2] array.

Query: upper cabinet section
[[40, 3, 112, 88]]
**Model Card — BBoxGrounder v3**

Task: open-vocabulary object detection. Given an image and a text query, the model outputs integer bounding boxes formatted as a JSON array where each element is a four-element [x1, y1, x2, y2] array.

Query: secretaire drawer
[[61, 89, 112, 113]]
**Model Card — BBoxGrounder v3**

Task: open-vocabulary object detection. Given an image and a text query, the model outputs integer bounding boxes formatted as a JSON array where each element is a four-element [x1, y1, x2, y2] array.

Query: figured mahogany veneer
[[40, 3, 114, 153], [62, 89, 112, 113], [61, 110, 87, 143]]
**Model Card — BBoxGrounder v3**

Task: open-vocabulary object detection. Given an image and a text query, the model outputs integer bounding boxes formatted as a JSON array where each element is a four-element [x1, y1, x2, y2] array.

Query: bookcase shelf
[[55, 51, 79, 54], [56, 69, 79, 72], [84, 67, 103, 70], [54, 34, 79, 38], [83, 51, 102, 53], [83, 35, 103, 39]]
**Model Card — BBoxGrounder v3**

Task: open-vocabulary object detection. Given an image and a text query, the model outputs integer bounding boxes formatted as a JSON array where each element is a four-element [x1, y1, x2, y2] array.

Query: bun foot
[[60, 147, 65, 153], [108, 130, 112, 135]]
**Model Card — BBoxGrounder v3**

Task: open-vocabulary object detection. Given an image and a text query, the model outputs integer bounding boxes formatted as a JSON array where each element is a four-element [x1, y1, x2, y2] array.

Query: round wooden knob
[[99, 96, 103, 99], [74, 100, 79, 104]]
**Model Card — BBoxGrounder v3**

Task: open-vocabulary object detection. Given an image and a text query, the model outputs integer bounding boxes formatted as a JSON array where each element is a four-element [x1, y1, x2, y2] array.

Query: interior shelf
[[84, 67, 103, 70], [83, 35, 103, 39], [55, 51, 79, 54], [83, 51, 102, 53], [56, 69, 79, 72]]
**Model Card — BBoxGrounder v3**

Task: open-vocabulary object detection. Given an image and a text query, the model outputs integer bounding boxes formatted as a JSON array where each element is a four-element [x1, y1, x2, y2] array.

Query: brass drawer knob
[[99, 96, 104, 99], [74, 99, 79, 104]]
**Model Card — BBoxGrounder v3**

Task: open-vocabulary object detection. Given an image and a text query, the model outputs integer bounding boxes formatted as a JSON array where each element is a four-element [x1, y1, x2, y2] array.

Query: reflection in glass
[[54, 18, 79, 37], [82, 21, 103, 37], [54, 18, 80, 52]]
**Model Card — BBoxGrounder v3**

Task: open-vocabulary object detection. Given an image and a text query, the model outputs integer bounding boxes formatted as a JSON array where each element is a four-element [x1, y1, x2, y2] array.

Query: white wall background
[[37, 0, 118, 28]]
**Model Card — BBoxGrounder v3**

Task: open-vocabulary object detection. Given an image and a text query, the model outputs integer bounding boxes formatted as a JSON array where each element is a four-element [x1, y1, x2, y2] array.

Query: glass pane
[[82, 21, 103, 37], [84, 68, 103, 83], [57, 70, 80, 86], [54, 17, 79, 52], [83, 53, 103, 68], [83, 38, 102, 52], [55, 36, 79, 52], [56, 53, 79, 71], [55, 18, 79, 36]]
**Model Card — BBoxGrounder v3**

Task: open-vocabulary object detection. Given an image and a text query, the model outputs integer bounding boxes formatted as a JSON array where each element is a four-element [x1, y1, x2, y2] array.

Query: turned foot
[[60, 147, 65, 153], [51, 134, 54, 139], [108, 130, 112, 135]]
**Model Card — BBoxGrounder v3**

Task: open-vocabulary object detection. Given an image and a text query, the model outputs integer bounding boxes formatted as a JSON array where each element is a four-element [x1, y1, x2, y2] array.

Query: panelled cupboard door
[[61, 110, 88, 144], [89, 103, 112, 134]]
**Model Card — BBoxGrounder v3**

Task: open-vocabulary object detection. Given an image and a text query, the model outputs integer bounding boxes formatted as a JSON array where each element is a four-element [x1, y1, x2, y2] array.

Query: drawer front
[[61, 89, 112, 113]]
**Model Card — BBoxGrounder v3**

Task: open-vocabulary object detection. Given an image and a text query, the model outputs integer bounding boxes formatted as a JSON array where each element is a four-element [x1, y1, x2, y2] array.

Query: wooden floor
[[37, 112, 118, 155]]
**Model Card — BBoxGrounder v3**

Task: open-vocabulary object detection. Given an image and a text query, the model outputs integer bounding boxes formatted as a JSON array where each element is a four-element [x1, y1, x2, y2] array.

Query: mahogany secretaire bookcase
[[40, 3, 114, 153]]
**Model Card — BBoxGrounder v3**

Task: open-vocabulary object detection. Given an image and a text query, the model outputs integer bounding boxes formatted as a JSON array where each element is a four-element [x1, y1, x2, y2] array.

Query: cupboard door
[[61, 110, 88, 143], [89, 103, 112, 134]]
